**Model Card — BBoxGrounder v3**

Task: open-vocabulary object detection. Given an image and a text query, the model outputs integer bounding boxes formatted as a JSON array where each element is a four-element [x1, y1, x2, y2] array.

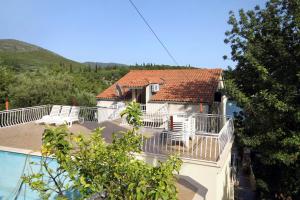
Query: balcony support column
[[221, 95, 227, 126]]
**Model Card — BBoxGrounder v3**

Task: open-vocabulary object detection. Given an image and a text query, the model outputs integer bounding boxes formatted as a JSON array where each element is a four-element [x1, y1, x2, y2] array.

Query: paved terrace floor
[[0, 121, 129, 152], [0, 121, 198, 199], [0, 121, 220, 162]]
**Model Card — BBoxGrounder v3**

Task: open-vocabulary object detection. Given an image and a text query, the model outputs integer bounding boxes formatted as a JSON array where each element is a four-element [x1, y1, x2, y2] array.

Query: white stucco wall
[[146, 102, 209, 115], [97, 100, 118, 107], [97, 100, 210, 115], [218, 75, 224, 90], [135, 142, 234, 200], [167, 103, 209, 114], [217, 75, 228, 117], [145, 85, 152, 103], [96, 100, 118, 123], [216, 151, 233, 200]]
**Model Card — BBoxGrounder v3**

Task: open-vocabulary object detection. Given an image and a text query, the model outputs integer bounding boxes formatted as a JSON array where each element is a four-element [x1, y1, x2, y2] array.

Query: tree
[[120, 101, 143, 130], [23, 102, 182, 200], [224, 0, 300, 198], [8, 71, 75, 107], [0, 66, 14, 110], [69, 64, 73, 73]]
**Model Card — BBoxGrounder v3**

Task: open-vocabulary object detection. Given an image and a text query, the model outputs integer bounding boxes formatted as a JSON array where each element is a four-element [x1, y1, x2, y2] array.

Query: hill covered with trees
[[84, 61, 128, 68], [0, 39, 83, 70], [0, 39, 188, 110]]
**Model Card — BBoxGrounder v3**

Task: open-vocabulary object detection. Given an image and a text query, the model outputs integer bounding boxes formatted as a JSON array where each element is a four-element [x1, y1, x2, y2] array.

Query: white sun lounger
[[35, 105, 61, 124], [55, 106, 81, 127], [44, 106, 71, 125]]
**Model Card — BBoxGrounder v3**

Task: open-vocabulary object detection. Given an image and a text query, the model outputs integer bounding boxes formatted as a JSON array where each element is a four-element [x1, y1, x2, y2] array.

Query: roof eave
[[149, 99, 211, 104]]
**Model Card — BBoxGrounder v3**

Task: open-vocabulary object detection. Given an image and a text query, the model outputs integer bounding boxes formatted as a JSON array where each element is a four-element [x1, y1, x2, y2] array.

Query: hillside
[[0, 39, 83, 68]]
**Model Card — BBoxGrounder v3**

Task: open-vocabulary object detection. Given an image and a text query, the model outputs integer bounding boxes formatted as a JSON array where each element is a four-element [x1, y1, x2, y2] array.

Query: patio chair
[[44, 106, 71, 125], [35, 105, 61, 124], [55, 106, 82, 127], [187, 115, 196, 139], [166, 114, 191, 148]]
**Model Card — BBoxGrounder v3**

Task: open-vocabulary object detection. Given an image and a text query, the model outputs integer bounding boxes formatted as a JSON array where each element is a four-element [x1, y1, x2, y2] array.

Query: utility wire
[[128, 0, 179, 66]]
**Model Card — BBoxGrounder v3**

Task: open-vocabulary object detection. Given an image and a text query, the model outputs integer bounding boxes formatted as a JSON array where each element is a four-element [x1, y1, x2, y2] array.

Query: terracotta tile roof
[[96, 69, 222, 103]]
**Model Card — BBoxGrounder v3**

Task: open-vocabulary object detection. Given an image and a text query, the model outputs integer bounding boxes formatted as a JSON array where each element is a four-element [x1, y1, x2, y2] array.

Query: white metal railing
[[140, 103, 168, 114], [79, 106, 98, 122], [193, 113, 230, 134], [0, 105, 119, 127], [140, 113, 234, 162], [141, 132, 220, 161], [217, 118, 234, 157], [122, 103, 169, 128], [0, 105, 51, 128], [140, 104, 147, 112], [141, 112, 168, 128]]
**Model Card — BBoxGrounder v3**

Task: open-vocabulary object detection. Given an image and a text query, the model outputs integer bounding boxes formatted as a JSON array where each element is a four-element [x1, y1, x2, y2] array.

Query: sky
[[0, 0, 265, 68]]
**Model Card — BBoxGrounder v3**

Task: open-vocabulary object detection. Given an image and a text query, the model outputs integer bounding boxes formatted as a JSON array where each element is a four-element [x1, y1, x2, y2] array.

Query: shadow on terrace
[[0, 105, 234, 163]]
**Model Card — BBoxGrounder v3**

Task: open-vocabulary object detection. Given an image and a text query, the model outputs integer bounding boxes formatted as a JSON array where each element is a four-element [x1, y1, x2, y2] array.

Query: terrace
[[0, 104, 234, 163]]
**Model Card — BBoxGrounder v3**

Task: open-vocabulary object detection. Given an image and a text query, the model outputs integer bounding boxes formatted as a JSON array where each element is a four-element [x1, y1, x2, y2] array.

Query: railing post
[[21, 108, 24, 124]]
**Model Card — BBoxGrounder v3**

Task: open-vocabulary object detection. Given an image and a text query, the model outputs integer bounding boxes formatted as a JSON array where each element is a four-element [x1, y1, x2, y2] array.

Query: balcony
[[0, 105, 234, 163]]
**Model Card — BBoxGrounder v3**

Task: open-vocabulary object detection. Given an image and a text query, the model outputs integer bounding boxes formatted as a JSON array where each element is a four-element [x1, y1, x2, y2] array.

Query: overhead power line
[[128, 0, 179, 66]]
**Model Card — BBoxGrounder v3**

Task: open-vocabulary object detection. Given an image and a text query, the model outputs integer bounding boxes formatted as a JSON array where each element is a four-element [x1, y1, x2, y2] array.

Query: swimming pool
[[0, 150, 43, 200], [0, 150, 80, 200]]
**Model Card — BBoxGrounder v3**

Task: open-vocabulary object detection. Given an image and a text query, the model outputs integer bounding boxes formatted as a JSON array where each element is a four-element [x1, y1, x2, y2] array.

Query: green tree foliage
[[23, 102, 182, 200], [224, 0, 300, 198], [0, 66, 14, 110], [0, 62, 190, 109], [121, 101, 143, 130], [0, 65, 126, 108]]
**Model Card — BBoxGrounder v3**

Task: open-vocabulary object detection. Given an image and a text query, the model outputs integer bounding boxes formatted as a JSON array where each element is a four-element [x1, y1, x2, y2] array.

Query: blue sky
[[0, 0, 265, 68]]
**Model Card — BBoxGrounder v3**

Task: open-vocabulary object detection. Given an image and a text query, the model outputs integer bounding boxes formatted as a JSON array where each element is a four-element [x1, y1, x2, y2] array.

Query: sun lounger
[[35, 105, 61, 124], [44, 106, 71, 125], [55, 106, 81, 127]]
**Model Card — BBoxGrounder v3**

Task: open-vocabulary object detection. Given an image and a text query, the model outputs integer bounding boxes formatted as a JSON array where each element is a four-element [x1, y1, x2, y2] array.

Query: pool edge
[[0, 145, 41, 156]]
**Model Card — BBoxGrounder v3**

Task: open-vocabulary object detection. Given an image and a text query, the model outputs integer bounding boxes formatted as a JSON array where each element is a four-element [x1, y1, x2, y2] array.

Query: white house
[[96, 69, 227, 116], [95, 69, 234, 200]]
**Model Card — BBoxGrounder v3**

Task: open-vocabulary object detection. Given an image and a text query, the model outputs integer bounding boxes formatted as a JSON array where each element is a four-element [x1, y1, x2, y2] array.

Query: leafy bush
[[23, 102, 182, 200]]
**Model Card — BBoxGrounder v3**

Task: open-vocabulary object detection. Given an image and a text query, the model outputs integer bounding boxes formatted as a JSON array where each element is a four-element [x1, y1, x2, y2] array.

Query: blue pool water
[[0, 150, 62, 200], [0, 151, 79, 200], [0, 151, 42, 199]]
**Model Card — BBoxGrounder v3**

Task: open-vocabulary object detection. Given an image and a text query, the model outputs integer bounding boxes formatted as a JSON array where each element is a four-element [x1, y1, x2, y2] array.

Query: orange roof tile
[[96, 69, 222, 103]]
